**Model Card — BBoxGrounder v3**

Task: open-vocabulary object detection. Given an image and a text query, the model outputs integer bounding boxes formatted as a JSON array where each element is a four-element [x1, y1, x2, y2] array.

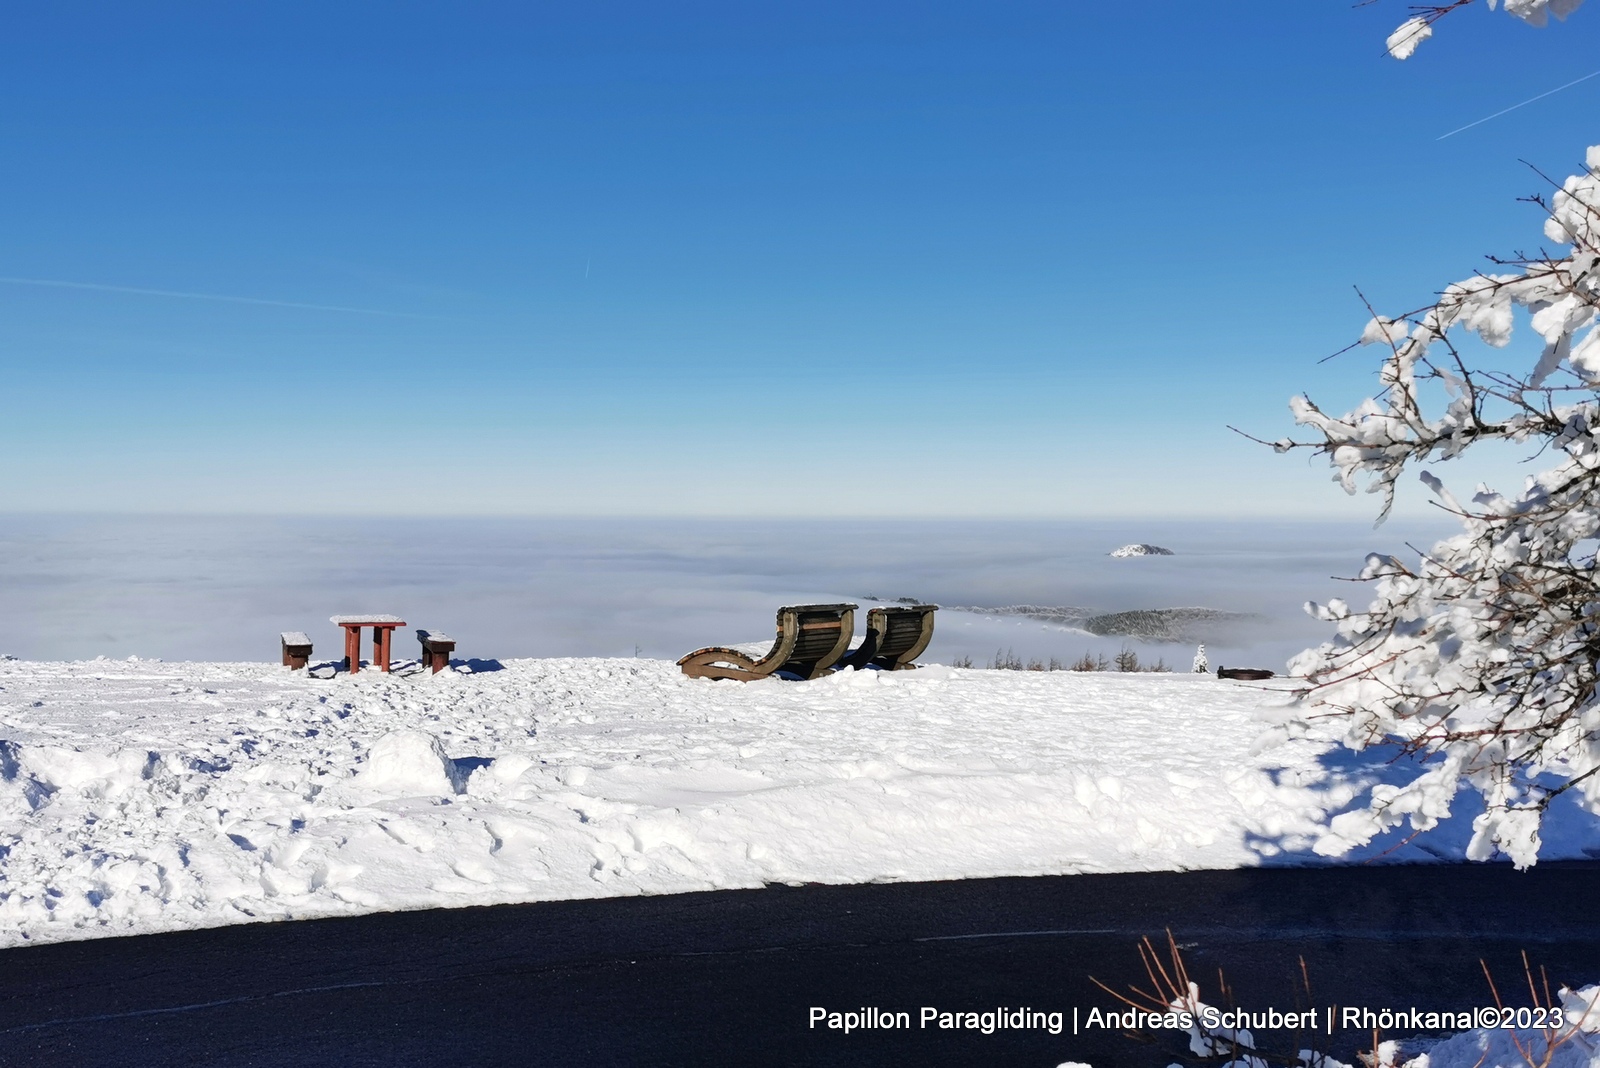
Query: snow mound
[[354, 730, 465, 797], [14, 745, 159, 798], [1109, 544, 1174, 557]]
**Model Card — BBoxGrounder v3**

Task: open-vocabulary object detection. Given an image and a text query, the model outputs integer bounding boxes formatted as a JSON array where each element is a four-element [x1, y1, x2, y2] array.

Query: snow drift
[[1, 656, 1597, 949]]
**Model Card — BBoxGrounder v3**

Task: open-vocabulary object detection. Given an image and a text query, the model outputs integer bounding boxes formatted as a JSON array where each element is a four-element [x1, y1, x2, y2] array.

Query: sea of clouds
[[0, 515, 1458, 671]]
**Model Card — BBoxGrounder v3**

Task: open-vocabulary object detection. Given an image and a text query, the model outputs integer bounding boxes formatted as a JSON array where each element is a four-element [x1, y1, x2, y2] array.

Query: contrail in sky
[[1437, 68, 1600, 140], [0, 275, 426, 317]]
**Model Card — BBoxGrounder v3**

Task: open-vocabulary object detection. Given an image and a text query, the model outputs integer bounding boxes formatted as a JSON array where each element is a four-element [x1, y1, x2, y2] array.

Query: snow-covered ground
[[3, 654, 1598, 951]]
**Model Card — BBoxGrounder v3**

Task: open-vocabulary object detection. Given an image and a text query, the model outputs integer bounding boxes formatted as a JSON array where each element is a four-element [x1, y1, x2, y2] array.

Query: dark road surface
[[1, 863, 1597, 1067]]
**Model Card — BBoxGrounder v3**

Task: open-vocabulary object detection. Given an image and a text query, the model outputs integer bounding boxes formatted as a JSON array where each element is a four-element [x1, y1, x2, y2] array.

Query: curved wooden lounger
[[838, 604, 938, 671], [678, 603, 858, 681]]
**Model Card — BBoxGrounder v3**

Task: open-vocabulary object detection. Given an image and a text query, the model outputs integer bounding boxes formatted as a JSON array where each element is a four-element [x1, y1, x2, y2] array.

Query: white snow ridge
[[2, 656, 1598, 949], [1108, 543, 1174, 557]]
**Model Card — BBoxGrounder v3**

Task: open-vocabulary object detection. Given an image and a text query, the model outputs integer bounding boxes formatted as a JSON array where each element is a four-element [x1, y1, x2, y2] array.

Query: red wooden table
[[330, 615, 407, 674]]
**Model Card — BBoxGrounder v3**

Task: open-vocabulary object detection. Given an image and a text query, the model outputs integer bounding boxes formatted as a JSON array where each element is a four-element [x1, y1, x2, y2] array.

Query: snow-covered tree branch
[[1383, 0, 1585, 59], [1277, 143, 1600, 868]]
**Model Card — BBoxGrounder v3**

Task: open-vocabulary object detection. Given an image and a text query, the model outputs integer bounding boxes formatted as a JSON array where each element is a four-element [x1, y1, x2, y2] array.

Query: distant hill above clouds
[[945, 604, 1256, 644], [1109, 543, 1174, 557], [947, 604, 1095, 627], [1082, 607, 1253, 643]]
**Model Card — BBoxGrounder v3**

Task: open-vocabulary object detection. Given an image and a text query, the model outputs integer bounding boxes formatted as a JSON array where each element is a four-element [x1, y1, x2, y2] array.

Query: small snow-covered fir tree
[[1192, 645, 1208, 673], [1267, 2, 1599, 868]]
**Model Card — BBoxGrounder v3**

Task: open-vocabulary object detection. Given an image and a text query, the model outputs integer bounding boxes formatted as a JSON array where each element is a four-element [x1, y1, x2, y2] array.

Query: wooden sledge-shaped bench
[[838, 604, 938, 671], [678, 603, 858, 681]]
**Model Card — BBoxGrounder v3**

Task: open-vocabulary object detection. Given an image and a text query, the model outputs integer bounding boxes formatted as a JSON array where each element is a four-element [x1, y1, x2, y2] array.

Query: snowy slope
[[0, 656, 1596, 948]]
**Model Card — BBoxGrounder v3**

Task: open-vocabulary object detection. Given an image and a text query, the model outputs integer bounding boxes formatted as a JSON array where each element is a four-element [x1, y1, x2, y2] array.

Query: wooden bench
[[678, 604, 858, 681], [280, 631, 313, 670], [838, 604, 938, 671], [417, 629, 456, 674]]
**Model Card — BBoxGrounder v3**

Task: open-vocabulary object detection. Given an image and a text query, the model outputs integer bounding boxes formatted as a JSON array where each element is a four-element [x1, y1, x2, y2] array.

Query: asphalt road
[[1, 863, 1597, 1067]]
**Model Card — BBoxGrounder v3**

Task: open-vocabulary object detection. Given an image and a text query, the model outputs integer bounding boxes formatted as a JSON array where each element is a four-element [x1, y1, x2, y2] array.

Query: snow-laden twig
[[1382, 0, 1586, 60], [1278, 144, 1600, 867]]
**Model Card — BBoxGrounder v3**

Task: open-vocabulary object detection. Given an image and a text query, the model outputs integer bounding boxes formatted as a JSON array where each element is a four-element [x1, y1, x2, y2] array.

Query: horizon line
[[0, 507, 1445, 525]]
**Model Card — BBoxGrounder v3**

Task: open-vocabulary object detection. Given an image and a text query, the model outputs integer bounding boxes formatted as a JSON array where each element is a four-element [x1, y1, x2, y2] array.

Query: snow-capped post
[[1192, 645, 1208, 673], [1251, 2, 1600, 868]]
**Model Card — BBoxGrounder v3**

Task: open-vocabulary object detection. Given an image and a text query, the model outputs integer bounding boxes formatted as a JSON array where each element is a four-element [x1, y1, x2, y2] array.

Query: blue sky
[[2, 1, 1595, 517]]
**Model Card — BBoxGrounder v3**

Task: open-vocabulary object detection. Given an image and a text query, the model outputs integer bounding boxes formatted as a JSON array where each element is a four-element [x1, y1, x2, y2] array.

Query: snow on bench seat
[[279, 631, 313, 670], [417, 629, 457, 674]]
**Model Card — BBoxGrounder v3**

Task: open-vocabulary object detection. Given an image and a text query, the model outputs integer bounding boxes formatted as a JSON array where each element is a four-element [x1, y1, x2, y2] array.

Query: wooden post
[[344, 625, 361, 674]]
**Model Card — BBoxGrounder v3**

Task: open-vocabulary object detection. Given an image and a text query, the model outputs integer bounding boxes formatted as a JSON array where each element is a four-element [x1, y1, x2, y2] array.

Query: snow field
[[0, 655, 1594, 948]]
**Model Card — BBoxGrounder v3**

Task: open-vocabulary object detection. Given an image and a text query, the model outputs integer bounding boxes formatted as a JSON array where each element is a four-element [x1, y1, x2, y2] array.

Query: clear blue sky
[[2, 1, 1594, 517]]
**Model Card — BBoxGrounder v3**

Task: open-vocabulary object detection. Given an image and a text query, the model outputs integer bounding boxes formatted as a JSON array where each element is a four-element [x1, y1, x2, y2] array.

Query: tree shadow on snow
[[1239, 739, 1451, 867], [1236, 739, 1593, 868]]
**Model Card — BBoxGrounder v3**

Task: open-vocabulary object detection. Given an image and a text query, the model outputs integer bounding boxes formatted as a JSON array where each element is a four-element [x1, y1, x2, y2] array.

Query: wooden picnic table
[[331, 615, 407, 674]]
